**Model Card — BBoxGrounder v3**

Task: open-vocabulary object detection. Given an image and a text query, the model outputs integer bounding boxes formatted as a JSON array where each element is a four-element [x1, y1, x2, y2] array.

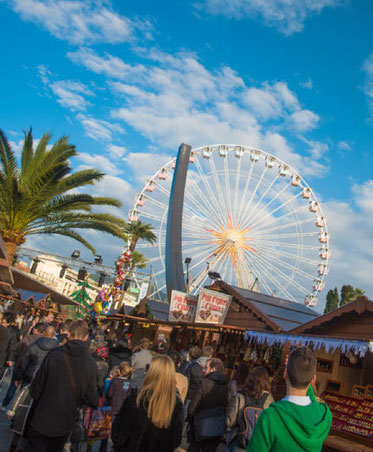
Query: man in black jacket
[[14, 325, 59, 385], [188, 358, 230, 452], [0, 320, 10, 379], [25, 320, 99, 452]]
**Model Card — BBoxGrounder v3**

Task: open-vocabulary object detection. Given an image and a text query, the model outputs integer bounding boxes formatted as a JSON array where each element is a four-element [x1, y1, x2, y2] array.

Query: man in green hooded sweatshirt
[[247, 346, 332, 452]]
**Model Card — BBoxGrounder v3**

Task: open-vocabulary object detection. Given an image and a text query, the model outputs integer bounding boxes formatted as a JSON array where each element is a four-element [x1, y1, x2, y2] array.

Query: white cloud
[[363, 52, 373, 117], [10, 0, 151, 44], [67, 48, 146, 80], [50, 80, 93, 111], [106, 144, 127, 158], [76, 114, 124, 142], [38, 64, 51, 85], [337, 140, 352, 152], [289, 109, 320, 132], [352, 180, 373, 215], [323, 183, 373, 302], [78, 152, 120, 176], [299, 78, 313, 89], [9, 138, 24, 158], [82, 48, 327, 177], [200, 0, 346, 35], [124, 151, 174, 183]]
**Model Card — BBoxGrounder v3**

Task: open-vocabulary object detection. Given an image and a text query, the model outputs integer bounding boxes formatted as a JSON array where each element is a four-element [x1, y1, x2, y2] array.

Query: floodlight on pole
[[184, 257, 192, 292]]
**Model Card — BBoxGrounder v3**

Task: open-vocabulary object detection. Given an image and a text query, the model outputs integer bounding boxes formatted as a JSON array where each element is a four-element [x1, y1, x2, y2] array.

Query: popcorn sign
[[195, 289, 232, 324], [169, 290, 198, 322]]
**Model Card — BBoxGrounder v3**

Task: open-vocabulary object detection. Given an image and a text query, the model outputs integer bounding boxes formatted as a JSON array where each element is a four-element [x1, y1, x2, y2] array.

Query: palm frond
[[0, 129, 18, 178]]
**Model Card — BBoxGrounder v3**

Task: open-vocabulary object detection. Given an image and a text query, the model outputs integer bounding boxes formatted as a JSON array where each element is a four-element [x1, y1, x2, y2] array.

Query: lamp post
[[185, 257, 192, 292], [30, 257, 40, 274]]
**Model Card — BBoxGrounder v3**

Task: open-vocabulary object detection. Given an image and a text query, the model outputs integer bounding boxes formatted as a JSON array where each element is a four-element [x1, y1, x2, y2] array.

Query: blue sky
[[1, 0, 373, 311]]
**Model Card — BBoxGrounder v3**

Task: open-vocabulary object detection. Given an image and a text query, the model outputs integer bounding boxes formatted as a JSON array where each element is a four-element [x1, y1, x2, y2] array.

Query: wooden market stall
[[105, 281, 321, 393], [291, 296, 373, 451]]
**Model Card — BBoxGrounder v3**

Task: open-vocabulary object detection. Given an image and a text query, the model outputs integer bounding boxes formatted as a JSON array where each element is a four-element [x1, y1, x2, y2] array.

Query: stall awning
[[12, 268, 79, 306], [244, 330, 373, 357]]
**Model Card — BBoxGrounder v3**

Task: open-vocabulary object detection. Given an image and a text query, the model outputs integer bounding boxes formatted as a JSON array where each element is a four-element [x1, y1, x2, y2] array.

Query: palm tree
[[130, 251, 148, 271], [0, 128, 126, 261], [123, 221, 156, 252]]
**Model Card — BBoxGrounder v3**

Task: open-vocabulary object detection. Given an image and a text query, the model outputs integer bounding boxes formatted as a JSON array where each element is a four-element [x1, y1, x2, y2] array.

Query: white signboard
[[169, 290, 198, 322], [195, 288, 232, 324]]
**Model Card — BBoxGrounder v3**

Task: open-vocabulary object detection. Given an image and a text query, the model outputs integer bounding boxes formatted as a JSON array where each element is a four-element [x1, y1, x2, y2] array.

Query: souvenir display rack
[[323, 392, 373, 439]]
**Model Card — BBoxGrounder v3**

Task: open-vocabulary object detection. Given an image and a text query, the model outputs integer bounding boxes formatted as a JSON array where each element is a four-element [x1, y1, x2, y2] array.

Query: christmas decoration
[[244, 330, 373, 357], [70, 277, 93, 319], [113, 248, 133, 303], [93, 301, 103, 314]]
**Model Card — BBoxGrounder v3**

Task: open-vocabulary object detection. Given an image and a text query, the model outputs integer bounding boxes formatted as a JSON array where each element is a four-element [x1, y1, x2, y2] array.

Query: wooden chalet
[[290, 297, 373, 451]]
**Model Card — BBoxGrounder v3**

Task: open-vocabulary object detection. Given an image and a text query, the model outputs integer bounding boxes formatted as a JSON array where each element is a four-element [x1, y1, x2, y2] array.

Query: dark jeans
[[25, 425, 69, 452]]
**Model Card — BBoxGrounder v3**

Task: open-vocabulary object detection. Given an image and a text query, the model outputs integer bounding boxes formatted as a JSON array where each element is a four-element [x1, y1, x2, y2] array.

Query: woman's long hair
[[244, 366, 270, 398], [136, 355, 176, 429]]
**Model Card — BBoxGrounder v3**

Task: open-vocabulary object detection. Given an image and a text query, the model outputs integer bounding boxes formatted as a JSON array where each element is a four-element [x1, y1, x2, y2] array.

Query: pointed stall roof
[[290, 296, 373, 340], [212, 281, 319, 331]]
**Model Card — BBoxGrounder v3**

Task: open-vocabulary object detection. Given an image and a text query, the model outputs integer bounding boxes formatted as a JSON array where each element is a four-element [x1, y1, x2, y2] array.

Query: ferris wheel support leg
[[166, 143, 191, 301]]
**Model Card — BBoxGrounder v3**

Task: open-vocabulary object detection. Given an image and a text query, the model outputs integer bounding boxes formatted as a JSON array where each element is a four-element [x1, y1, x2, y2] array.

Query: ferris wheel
[[129, 144, 330, 307]]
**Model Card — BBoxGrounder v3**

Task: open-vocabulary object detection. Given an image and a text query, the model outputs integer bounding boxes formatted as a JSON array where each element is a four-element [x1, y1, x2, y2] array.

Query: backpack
[[237, 392, 269, 448]]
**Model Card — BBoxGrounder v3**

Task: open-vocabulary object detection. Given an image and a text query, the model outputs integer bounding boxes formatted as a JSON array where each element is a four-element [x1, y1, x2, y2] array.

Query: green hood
[[270, 400, 332, 451]]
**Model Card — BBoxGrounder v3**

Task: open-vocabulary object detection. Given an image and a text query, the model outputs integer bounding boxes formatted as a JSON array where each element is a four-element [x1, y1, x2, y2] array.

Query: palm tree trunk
[[3, 240, 17, 264]]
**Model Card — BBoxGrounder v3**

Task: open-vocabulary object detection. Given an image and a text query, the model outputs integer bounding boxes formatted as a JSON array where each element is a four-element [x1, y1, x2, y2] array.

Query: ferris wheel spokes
[[250, 249, 310, 296], [242, 181, 298, 231], [208, 155, 229, 219], [131, 144, 329, 305]]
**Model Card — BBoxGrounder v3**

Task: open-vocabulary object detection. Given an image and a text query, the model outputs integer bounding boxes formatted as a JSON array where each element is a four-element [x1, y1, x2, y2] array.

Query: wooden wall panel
[[304, 312, 373, 340], [224, 309, 269, 330]]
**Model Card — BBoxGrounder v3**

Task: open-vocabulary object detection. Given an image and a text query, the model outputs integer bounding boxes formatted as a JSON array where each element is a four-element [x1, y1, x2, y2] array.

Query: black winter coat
[[30, 339, 99, 437], [185, 360, 204, 401], [106, 376, 131, 415], [0, 324, 10, 376], [108, 345, 132, 370], [112, 391, 183, 452], [188, 371, 230, 417], [14, 337, 59, 384], [6, 324, 19, 362], [93, 355, 109, 396]]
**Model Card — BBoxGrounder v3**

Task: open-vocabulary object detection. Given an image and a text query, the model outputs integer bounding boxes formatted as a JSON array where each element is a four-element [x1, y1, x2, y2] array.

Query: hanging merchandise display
[[244, 331, 373, 357]]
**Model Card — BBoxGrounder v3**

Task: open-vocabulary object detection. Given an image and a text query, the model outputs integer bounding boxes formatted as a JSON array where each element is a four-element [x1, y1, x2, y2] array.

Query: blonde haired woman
[[112, 355, 183, 452]]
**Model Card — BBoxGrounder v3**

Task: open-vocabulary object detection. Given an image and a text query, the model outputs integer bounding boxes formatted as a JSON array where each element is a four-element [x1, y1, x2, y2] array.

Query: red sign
[[169, 290, 198, 322], [195, 289, 232, 324]]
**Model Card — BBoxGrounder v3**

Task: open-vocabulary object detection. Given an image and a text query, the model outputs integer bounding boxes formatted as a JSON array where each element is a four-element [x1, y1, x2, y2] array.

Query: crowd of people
[[0, 309, 332, 452]]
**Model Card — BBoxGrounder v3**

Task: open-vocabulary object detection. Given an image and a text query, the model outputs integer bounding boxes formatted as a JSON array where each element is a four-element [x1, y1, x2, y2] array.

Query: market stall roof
[[124, 300, 170, 321], [12, 268, 79, 306], [18, 289, 50, 304], [290, 296, 373, 340], [212, 281, 319, 331]]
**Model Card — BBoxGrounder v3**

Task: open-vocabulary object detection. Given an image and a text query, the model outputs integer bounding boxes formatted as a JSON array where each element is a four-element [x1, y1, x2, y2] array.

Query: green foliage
[[324, 287, 340, 313], [130, 250, 148, 270], [70, 279, 92, 319], [340, 284, 365, 307], [0, 128, 126, 253], [123, 221, 156, 252]]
